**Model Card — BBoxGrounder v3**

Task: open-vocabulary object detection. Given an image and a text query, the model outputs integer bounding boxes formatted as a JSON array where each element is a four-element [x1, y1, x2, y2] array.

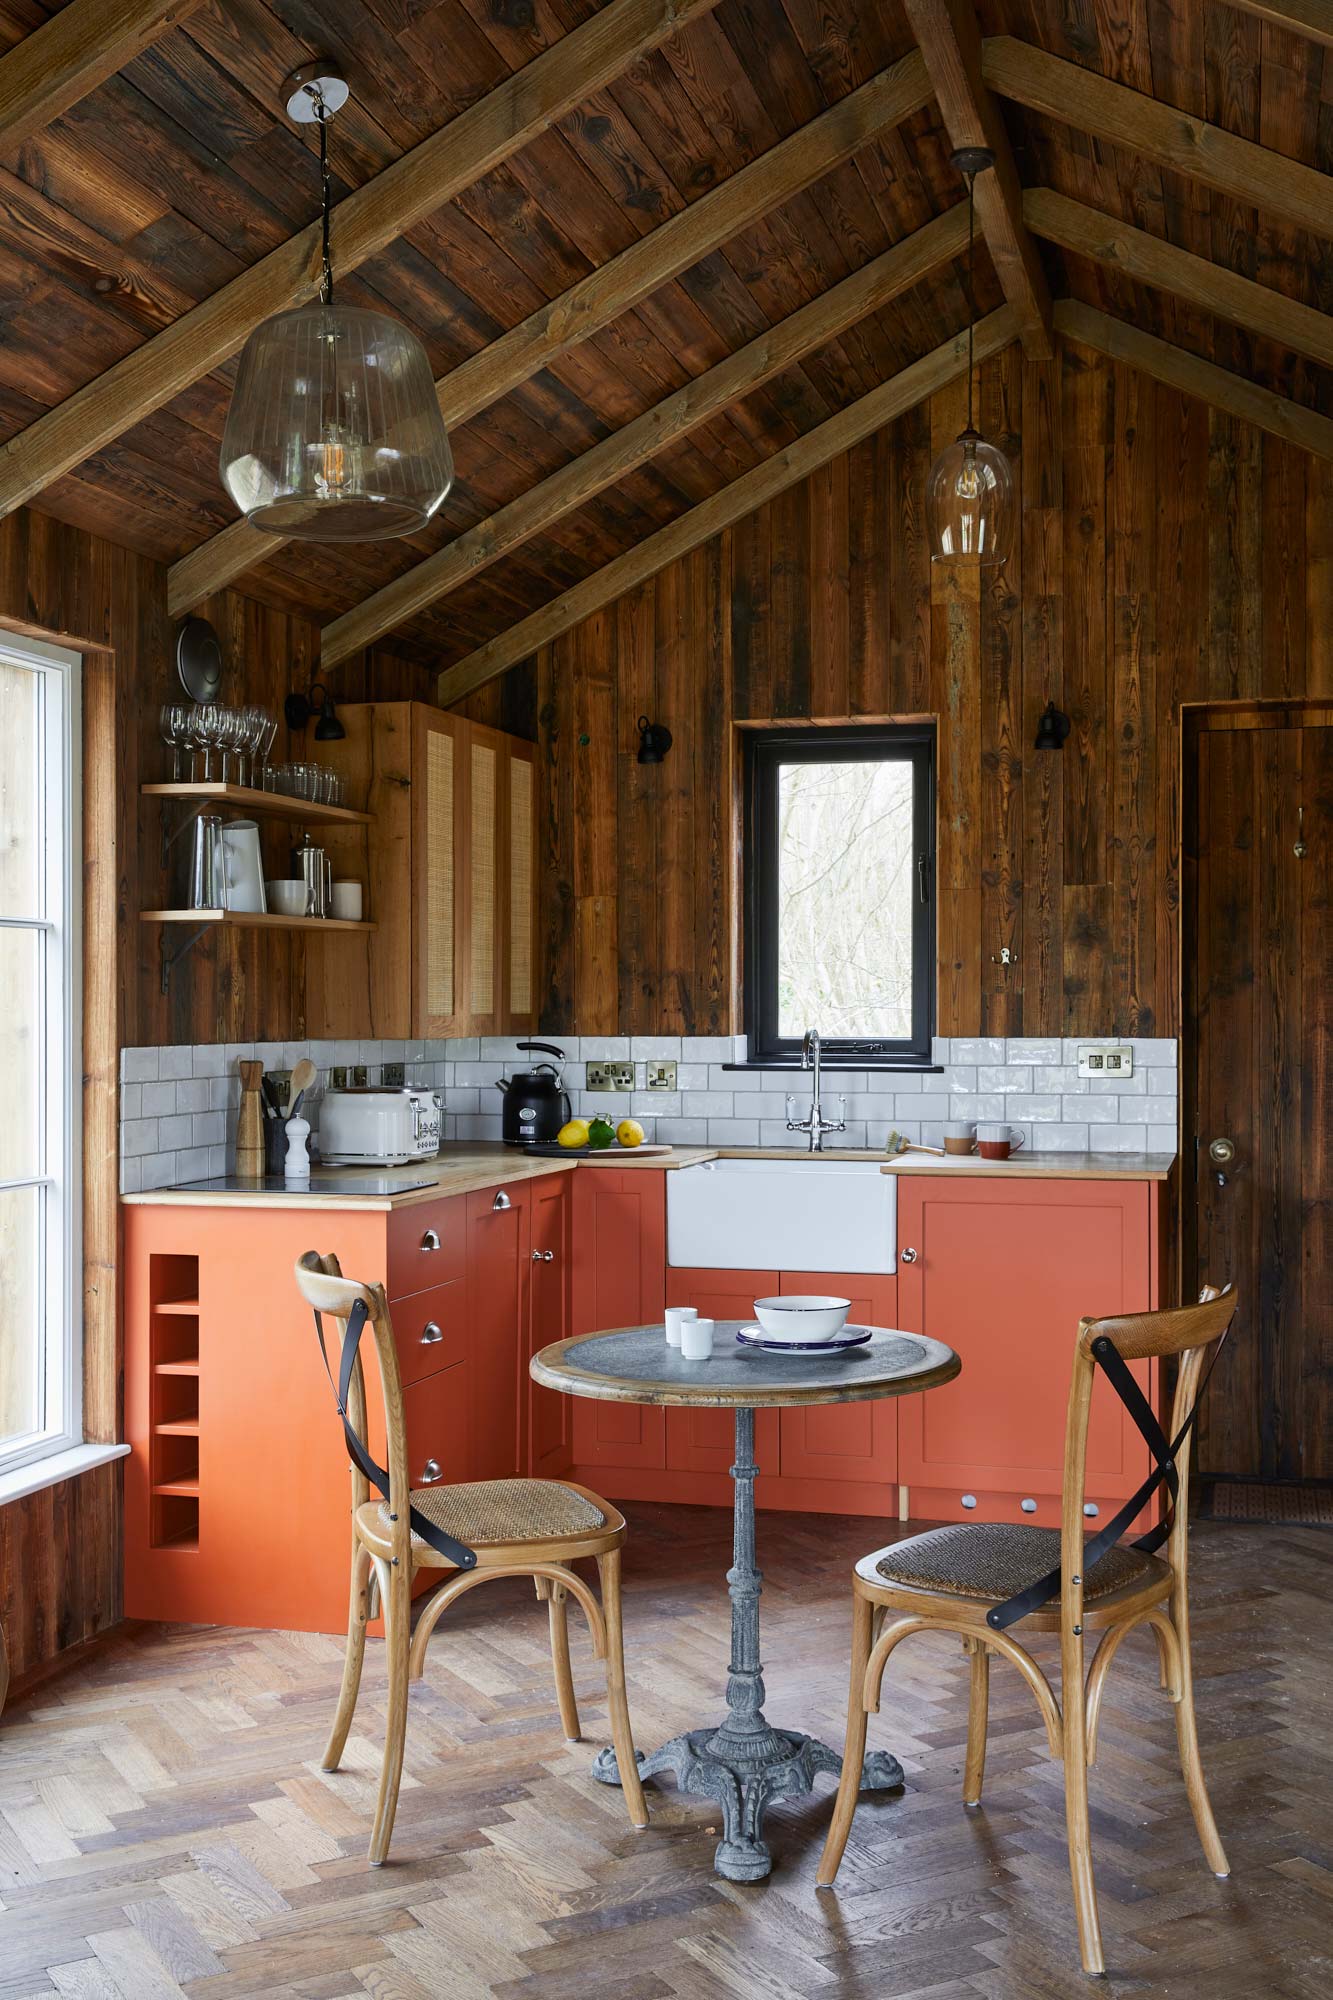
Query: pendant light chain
[[964, 168, 975, 434], [314, 88, 334, 308]]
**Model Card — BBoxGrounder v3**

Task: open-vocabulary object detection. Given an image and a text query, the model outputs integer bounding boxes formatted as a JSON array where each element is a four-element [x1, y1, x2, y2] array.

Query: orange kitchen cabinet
[[466, 1183, 529, 1481], [525, 1172, 574, 1478], [776, 1271, 898, 1486], [569, 1168, 667, 1470], [894, 1174, 1162, 1528]]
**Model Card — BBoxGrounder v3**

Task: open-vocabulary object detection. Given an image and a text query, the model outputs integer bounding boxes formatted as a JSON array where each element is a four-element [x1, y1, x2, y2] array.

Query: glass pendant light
[[926, 147, 1015, 567], [220, 64, 454, 541]]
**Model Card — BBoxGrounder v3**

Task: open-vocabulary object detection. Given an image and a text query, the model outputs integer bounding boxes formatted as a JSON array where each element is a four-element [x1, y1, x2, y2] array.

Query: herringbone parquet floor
[[0, 1507, 1328, 2000]]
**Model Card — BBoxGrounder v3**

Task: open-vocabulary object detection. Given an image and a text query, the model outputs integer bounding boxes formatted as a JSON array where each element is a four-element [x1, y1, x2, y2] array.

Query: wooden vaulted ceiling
[[0, 0, 1329, 682]]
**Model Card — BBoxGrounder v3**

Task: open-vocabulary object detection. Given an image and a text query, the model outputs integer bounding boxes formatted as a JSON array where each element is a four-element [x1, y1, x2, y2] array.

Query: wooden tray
[[520, 1141, 674, 1159]]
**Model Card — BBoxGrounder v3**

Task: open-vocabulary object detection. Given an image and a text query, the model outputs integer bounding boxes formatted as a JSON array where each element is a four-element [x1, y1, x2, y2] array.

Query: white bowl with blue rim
[[751, 1295, 851, 1344]]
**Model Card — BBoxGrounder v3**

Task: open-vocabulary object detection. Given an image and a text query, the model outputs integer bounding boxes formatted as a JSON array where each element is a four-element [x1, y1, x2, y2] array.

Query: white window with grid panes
[[0, 631, 82, 1477]]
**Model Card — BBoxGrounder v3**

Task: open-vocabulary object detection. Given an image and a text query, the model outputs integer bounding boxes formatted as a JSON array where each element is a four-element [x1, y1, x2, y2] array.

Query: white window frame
[[0, 630, 83, 1479]]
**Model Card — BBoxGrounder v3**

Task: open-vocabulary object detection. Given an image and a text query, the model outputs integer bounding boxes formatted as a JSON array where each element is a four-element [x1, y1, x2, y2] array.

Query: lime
[[587, 1116, 616, 1150]]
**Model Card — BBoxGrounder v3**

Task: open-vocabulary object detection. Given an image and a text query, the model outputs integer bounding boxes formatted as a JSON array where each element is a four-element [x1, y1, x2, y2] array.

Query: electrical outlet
[[352, 1064, 368, 1087], [644, 1058, 677, 1090], [381, 1061, 405, 1087], [330, 1066, 348, 1090], [587, 1061, 634, 1091], [1077, 1044, 1134, 1079]]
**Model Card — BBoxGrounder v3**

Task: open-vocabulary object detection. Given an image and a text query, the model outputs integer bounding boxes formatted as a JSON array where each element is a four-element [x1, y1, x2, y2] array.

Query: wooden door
[[465, 1185, 526, 1481], [1186, 716, 1333, 1479], [526, 1175, 573, 1478], [570, 1169, 667, 1470], [413, 705, 465, 1038], [664, 1269, 780, 1473], [895, 1176, 1157, 1525], [776, 1272, 898, 1485]]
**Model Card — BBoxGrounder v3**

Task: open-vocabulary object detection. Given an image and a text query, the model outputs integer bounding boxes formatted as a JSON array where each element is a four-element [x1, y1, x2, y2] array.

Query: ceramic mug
[[976, 1122, 1026, 1160], [680, 1316, 715, 1360], [664, 1305, 697, 1350], [943, 1119, 976, 1156], [331, 879, 363, 921]]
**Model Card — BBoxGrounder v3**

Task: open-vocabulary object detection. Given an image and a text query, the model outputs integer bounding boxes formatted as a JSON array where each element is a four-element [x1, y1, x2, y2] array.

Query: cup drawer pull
[[420, 1321, 444, 1345], [420, 1228, 441, 1252], [419, 1457, 443, 1484]]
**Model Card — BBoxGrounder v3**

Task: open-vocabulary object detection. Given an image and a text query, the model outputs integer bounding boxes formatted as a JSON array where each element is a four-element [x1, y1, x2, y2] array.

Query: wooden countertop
[[122, 1140, 1174, 1209]]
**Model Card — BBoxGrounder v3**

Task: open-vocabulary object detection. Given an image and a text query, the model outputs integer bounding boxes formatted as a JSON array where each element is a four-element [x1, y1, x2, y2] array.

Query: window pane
[[776, 759, 915, 1039], [0, 1184, 42, 1449], [0, 924, 41, 1180], [0, 659, 41, 919]]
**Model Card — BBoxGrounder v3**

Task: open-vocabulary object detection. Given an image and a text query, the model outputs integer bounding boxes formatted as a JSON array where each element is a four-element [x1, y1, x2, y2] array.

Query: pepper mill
[[236, 1059, 265, 1178]]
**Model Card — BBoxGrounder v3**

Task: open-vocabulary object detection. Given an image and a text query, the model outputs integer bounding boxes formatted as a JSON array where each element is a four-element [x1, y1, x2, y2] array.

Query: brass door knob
[[1208, 1137, 1236, 1167]]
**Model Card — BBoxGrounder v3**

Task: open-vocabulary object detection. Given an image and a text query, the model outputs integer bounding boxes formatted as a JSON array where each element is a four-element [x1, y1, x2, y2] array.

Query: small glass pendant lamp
[[926, 147, 1015, 566], [220, 63, 454, 541]]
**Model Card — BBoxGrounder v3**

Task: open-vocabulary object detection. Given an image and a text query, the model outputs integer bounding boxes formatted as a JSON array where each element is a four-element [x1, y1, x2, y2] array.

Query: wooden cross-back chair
[[817, 1285, 1236, 1977], [295, 1252, 648, 1865]]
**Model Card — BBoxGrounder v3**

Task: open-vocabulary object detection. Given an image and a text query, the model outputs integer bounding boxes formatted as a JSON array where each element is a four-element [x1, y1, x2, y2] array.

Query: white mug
[[331, 880, 363, 921], [665, 1305, 697, 1349], [680, 1316, 714, 1360]]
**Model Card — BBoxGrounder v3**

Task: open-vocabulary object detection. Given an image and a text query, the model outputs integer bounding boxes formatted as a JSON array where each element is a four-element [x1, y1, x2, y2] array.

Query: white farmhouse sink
[[667, 1157, 896, 1274]]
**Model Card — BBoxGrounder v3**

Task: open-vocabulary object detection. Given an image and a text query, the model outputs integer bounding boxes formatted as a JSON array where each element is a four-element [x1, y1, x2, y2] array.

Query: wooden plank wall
[[521, 338, 1333, 1038]]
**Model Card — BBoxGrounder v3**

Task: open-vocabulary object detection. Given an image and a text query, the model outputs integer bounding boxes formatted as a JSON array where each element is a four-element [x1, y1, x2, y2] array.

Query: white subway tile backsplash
[[119, 1030, 1177, 1190]]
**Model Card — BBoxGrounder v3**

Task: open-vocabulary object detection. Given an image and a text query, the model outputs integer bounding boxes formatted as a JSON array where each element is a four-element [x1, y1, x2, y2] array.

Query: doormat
[[1196, 1480, 1333, 1526]]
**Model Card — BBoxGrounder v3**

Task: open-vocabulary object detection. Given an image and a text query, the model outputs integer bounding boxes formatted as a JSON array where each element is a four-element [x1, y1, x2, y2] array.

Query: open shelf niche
[[148, 1253, 200, 1549]]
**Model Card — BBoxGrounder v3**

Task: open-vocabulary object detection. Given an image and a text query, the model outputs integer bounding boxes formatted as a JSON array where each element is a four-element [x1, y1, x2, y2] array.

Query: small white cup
[[680, 1316, 714, 1360], [331, 880, 363, 921], [665, 1305, 697, 1349], [266, 879, 308, 918]]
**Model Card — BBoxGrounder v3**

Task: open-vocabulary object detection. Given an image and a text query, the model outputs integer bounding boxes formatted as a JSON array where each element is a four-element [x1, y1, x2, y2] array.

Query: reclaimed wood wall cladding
[[523, 338, 1333, 1039]]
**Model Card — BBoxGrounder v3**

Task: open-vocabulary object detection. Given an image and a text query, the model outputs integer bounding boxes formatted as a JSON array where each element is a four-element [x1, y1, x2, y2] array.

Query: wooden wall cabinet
[[307, 701, 536, 1040]]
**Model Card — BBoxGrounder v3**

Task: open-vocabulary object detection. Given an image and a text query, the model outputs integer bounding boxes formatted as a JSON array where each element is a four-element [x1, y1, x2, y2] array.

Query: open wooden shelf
[[141, 909, 375, 932], [154, 1298, 200, 1315], [154, 1359, 200, 1377], [152, 1478, 200, 1498], [155, 1419, 200, 1436], [142, 781, 371, 826]]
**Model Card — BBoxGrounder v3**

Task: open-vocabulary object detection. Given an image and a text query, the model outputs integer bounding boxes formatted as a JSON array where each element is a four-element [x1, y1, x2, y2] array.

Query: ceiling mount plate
[[951, 145, 996, 177], [282, 60, 349, 124]]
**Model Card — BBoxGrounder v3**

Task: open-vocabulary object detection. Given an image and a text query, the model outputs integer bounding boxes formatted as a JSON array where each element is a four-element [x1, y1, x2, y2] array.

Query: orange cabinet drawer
[[402, 1358, 471, 1489], [388, 1196, 466, 1298], [392, 1278, 466, 1387]]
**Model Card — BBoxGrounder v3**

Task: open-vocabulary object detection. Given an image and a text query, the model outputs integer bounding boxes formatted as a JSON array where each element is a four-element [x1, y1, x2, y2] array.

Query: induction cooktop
[[175, 1174, 436, 1197]]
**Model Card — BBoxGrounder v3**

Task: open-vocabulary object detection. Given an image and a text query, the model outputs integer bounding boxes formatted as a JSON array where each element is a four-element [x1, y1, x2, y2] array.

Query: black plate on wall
[[176, 616, 222, 703]]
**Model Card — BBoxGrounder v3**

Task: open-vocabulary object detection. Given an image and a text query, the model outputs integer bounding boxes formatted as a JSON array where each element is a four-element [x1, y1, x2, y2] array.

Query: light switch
[[1077, 1044, 1133, 1079], [645, 1059, 677, 1090]]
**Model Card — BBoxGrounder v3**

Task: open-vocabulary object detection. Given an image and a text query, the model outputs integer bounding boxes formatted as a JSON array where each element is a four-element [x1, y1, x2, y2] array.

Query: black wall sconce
[[636, 716, 673, 764], [284, 680, 346, 740], [1033, 700, 1071, 751]]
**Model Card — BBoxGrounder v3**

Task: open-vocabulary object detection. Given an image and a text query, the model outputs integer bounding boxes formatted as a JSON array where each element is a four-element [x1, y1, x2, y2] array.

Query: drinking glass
[[159, 703, 190, 781], [188, 704, 217, 782]]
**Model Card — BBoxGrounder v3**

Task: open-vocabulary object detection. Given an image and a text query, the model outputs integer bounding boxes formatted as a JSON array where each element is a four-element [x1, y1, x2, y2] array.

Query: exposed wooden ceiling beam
[[1055, 299, 1333, 460], [902, 0, 1052, 358], [983, 38, 1333, 243], [0, 0, 203, 154], [1027, 188, 1333, 369], [435, 306, 1018, 707], [0, 0, 723, 524], [167, 45, 934, 616], [322, 205, 969, 667], [1227, 0, 1333, 48]]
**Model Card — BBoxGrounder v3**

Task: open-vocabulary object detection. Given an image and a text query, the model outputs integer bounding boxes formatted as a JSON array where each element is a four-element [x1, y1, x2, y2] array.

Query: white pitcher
[[221, 820, 266, 913]]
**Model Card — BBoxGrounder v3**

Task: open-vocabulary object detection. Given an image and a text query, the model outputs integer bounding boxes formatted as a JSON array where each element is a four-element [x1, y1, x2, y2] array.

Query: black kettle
[[495, 1041, 571, 1146]]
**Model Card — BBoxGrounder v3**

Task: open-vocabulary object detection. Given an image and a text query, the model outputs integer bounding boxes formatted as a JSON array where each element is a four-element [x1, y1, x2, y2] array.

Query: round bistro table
[[530, 1321, 960, 1882]]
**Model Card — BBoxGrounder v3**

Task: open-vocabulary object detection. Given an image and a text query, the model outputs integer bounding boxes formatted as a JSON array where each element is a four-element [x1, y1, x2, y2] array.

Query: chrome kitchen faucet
[[785, 1027, 846, 1153]]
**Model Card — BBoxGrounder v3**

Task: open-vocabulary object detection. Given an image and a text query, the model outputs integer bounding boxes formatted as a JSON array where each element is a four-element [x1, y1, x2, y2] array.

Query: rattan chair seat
[[376, 1477, 606, 1551], [872, 1521, 1163, 1605]]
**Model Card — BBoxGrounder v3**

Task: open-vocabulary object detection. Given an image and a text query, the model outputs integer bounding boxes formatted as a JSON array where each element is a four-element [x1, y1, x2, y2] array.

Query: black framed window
[[744, 723, 935, 1065]]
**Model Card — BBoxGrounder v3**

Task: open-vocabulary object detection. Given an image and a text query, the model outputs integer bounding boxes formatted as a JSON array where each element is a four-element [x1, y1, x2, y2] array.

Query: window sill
[[0, 1440, 130, 1509], [721, 1060, 944, 1074]]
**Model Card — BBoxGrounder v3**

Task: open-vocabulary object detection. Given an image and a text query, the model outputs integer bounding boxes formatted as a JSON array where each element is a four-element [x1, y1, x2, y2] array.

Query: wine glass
[[159, 703, 190, 781]]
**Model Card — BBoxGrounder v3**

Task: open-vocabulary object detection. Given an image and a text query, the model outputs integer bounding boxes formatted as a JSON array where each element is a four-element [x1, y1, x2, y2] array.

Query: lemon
[[616, 1119, 646, 1148], [557, 1118, 590, 1149]]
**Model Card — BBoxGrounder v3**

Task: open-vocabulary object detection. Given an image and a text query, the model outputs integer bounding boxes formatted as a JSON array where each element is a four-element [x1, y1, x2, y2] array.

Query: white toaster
[[319, 1086, 442, 1166]]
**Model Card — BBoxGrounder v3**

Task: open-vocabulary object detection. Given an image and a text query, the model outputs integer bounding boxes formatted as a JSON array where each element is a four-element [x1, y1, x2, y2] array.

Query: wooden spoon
[[287, 1056, 317, 1114]]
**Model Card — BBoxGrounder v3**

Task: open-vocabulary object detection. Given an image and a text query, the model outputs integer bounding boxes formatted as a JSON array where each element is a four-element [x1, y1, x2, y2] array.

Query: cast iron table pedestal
[[592, 1405, 903, 1880]]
